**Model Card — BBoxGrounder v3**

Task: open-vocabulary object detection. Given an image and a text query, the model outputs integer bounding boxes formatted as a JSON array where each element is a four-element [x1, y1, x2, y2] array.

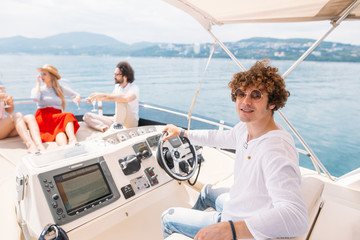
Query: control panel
[[116, 136, 160, 201], [102, 126, 157, 145], [38, 157, 120, 225], [16, 125, 179, 236]]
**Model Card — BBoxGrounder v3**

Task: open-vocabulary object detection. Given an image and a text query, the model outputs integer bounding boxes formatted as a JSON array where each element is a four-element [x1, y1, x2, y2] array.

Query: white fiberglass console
[[15, 125, 173, 238]]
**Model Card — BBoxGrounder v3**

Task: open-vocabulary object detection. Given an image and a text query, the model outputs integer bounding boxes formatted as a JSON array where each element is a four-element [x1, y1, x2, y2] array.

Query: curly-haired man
[[161, 59, 308, 240]]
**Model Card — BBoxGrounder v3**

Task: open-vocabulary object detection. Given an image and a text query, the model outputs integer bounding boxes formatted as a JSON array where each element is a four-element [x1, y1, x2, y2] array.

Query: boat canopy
[[164, 0, 360, 30]]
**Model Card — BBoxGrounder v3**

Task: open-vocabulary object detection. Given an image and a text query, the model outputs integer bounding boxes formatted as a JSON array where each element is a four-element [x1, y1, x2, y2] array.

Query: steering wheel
[[157, 132, 198, 181]]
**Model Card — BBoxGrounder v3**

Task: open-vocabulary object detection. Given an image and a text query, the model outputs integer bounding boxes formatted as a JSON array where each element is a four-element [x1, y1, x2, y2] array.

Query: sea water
[[0, 54, 359, 177]]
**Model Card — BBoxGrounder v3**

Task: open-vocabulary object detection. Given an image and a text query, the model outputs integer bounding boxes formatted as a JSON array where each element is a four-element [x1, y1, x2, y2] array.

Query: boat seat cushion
[[188, 147, 234, 191], [301, 176, 324, 219]]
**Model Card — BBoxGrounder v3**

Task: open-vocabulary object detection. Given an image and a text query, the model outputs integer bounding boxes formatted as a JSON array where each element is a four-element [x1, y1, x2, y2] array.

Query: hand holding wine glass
[[86, 94, 97, 112], [72, 95, 81, 111], [4, 95, 12, 108], [91, 100, 97, 112], [0, 85, 11, 108]]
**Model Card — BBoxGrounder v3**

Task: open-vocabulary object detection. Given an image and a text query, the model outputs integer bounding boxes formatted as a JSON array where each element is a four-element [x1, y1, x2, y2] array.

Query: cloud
[[0, 0, 359, 45]]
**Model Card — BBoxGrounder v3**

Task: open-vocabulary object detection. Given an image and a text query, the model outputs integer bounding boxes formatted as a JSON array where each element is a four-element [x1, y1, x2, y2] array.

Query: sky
[[0, 0, 360, 45]]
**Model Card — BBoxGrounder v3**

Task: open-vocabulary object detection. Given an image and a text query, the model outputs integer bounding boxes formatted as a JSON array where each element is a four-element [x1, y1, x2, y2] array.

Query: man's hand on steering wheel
[[162, 124, 186, 141], [158, 124, 198, 181]]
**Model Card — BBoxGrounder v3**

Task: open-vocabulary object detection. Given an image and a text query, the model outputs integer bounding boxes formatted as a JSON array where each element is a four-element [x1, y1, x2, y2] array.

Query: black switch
[[121, 184, 135, 199]]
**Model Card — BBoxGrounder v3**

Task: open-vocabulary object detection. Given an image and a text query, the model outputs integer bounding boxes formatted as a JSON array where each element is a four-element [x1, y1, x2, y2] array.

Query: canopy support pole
[[207, 30, 247, 72], [204, 29, 341, 180], [282, 0, 360, 79], [277, 0, 360, 180], [187, 42, 217, 130], [192, 0, 360, 181]]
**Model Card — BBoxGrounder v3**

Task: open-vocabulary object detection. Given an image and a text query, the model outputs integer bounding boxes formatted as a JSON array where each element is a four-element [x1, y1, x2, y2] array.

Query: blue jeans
[[161, 184, 230, 239]]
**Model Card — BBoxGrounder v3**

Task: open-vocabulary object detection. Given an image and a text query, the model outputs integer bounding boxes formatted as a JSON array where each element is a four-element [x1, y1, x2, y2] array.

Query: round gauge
[[106, 138, 117, 145], [148, 127, 156, 133], [129, 131, 138, 138], [117, 133, 129, 142], [137, 128, 147, 135]]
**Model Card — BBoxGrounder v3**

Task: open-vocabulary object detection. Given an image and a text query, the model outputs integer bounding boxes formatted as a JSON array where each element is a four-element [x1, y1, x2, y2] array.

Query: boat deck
[[0, 122, 359, 240]]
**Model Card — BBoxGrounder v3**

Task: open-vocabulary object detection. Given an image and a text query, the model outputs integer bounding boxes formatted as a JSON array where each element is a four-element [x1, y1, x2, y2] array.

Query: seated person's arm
[[61, 85, 81, 104], [88, 92, 136, 103]]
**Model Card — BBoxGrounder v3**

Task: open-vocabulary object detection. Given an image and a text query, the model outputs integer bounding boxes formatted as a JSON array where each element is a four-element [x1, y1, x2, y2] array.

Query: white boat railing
[[12, 99, 333, 179], [140, 103, 233, 130], [12, 99, 232, 130]]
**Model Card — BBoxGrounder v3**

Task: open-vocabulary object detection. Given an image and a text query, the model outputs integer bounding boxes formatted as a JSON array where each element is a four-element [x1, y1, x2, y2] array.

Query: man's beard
[[115, 78, 124, 84]]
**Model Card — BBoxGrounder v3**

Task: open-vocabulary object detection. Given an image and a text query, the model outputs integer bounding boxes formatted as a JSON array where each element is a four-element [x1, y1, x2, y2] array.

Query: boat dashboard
[[15, 125, 198, 238]]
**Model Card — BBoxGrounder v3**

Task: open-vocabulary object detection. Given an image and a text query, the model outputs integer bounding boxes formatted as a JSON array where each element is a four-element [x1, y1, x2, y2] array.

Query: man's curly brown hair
[[228, 59, 290, 112]]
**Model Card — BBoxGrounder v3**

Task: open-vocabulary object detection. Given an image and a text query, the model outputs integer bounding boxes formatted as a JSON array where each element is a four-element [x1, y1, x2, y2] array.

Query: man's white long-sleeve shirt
[[187, 122, 308, 239]]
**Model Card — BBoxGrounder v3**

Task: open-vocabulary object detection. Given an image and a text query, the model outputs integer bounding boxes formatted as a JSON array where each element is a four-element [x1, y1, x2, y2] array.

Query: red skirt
[[35, 107, 80, 142]]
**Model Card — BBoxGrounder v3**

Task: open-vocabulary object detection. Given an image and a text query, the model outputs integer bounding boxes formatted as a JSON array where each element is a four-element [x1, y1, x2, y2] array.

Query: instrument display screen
[[54, 163, 111, 214]]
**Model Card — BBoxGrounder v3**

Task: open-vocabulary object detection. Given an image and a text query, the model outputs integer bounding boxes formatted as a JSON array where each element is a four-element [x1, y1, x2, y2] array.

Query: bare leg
[[23, 114, 46, 151], [12, 112, 37, 153], [55, 132, 68, 146], [0, 116, 17, 139], [65, 122, 78, 144]]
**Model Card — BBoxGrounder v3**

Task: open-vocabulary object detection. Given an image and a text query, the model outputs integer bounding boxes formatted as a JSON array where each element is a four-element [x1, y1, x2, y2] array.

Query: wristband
[[179, 128, 185, 138], [229, 220, 237, 240]]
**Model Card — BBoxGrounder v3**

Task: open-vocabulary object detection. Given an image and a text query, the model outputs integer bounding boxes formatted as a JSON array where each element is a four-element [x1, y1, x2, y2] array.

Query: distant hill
[[222, 37, 360, 62], [0, 32, 130, 55], [41, 32, 125, 48], [0, 32, 359, 62]]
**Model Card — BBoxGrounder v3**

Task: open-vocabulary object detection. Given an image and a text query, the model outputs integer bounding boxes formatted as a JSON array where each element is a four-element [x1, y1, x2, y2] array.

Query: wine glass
[[75, 102, 81, 111], [3, 98, 11, 108], [0, 83, 10, 108], [91, 100, 97, 112]]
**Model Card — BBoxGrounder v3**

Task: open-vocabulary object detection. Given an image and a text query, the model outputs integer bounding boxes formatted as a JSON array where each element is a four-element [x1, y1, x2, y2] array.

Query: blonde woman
[[0, 85, 45, 153], [31, 64, 81, 146]]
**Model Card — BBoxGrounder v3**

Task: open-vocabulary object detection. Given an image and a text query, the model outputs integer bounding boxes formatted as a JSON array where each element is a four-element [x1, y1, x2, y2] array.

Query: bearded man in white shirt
[[161, 59, 308, 240], [83, 61, 139, 131]]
